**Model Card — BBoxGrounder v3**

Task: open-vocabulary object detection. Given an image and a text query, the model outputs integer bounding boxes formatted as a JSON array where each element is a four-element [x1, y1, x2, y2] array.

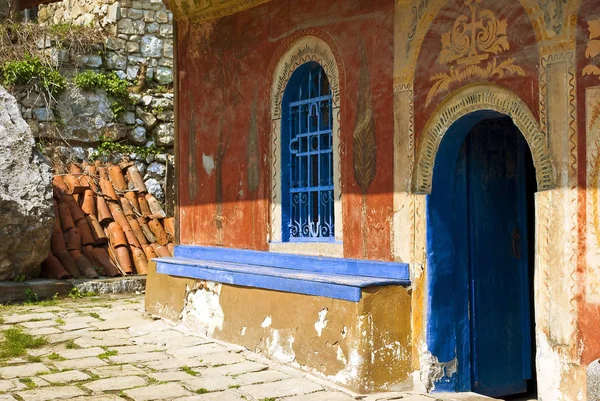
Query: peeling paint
[[202, 153, 215, 175], [314, 308, 328, 337], [329, 348, 362, 385], [336, 345, 347, 365], [261, 315, 272, 328], [341, 326, 347, 339], [240, 326, 247, 336], [265, 329, 296, 364], [181, 282, 224, 337], [417, 341, 457, 392], [537, 332, 566, 401]]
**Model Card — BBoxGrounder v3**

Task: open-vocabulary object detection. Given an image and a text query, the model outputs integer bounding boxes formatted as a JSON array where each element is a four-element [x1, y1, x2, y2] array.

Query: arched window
[[281, 62, 334, 242]]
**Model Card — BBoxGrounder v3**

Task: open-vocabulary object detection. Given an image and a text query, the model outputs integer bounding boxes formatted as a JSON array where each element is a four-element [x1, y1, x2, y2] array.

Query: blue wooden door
[[464, 120, 533, 397]]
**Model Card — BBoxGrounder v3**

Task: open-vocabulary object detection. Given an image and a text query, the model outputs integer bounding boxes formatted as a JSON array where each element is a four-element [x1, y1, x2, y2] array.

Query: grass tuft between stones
[[98, 350, 118, 360], [18, 377, 36, 389], [181, 365, 198, 376], [195, 388, 210, 394], [65, 339, 81, 349], [0, 327, 47, 359], [48, 352, 66, 361]]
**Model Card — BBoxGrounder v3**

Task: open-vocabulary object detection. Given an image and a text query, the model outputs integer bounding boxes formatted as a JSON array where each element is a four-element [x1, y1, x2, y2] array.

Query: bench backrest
[[175, 246, 409, 281]]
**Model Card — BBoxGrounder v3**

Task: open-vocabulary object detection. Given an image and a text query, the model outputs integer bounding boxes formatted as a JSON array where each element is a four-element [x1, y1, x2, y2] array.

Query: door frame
[[423, 109, 539, 393]]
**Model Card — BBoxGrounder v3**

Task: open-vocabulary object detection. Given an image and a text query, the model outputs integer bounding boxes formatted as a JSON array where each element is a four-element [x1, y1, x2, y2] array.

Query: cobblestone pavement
[[0, 294, 491, 401]]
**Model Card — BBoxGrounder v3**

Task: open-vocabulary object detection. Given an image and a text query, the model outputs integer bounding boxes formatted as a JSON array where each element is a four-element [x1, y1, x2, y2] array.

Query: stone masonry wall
[[14, 0, 175, 212]]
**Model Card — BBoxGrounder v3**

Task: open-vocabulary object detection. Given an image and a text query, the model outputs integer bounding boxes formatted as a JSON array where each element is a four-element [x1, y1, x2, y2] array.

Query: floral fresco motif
[[427, 0, 524, 105], [583, 18, 600, 79]]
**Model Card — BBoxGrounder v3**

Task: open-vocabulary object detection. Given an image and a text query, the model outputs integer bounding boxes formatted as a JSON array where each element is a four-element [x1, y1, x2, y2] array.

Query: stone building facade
[[141, 0, 600, 400]]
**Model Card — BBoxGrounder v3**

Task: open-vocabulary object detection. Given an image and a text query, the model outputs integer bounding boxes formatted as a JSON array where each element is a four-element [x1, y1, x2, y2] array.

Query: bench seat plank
[[154, 256, 409, 302], [174, 246, 409, 281]]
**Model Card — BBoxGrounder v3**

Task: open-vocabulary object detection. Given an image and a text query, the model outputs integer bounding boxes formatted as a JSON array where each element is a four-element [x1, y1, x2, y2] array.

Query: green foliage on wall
[[91, 136, 164, 160], [74, 71, 132, 117], [1, 55, 67, 96]]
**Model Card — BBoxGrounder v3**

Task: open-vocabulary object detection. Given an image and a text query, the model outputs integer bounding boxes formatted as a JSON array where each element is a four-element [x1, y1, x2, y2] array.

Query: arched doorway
[[426, 110, 537, 397]]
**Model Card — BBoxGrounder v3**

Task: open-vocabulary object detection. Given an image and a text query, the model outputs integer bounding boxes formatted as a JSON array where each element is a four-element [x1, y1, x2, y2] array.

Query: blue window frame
[[281, 62, 334, 242]]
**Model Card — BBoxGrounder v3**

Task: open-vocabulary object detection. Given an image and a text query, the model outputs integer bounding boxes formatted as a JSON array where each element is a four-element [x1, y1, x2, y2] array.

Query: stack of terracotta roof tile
[[41, 162, 175, 280]]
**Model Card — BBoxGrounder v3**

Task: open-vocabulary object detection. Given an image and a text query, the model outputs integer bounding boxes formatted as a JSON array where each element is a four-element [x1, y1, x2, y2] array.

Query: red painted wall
[[176, 0, 395, 260]]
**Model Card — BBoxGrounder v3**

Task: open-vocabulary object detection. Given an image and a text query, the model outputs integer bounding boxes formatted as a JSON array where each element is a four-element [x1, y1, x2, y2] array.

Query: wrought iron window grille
[[284, 64, 335, 242]]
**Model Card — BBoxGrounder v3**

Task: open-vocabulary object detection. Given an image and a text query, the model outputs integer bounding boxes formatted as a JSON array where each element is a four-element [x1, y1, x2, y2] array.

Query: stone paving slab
[[124, 382, 192, 401], [0, 294, 497, 401], [41, 370, 90, 384], [16, 386, 85, 401], [175, 391, 247, 401], [57, 346, 105, 359], [284, 390, 356, 401], [83, 375, 147, 392], [52, 356, 109, 370], [20, 320, 57, 329], [87, 364, 146, 378], [242, 377, 324, 399], [0, 363, 50, 379]]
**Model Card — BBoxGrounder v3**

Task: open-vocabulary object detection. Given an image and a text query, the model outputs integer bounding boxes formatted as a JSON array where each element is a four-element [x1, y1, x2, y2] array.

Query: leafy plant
[[91, 136, 164, 160], [74, 71, 131, 117], [1, 54, 66, 96], [24, 288, 39, 303], [67, 287, 96, 299]]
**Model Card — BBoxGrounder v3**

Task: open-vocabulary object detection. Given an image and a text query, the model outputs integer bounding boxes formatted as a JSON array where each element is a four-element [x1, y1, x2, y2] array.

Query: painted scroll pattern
[[587, 86, 600, 305], [164, 0, 270, 23], [537, 0, 569, 36], [427, 0, 525, 105]]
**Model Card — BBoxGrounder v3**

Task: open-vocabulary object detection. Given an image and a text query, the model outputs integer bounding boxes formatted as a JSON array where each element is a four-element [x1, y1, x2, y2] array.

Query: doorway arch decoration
[[413, 83, 556, 194]]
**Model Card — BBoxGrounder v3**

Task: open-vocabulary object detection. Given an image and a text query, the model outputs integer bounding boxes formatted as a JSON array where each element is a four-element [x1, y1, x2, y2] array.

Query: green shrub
[[1, 55, 66, 96], [91, 136, 164, 160], [74, 71, 132, 117]]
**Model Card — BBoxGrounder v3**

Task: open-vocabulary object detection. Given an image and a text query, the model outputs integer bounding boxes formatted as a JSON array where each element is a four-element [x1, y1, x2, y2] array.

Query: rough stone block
[[0, 86, 53, 280], [159, 23, 173, 37], [147, 22, 160, 34], [140, 35, 163, 57], [106, 52, 128, 70], [127, 8, 144, 20]]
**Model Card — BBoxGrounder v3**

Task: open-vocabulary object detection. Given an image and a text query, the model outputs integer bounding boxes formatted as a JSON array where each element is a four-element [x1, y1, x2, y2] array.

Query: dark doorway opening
[[426, 112, 537, 398]]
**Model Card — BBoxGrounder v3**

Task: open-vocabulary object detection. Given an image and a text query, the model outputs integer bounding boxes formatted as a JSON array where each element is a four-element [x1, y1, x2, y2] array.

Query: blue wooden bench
[[154, 246, 410, 302]]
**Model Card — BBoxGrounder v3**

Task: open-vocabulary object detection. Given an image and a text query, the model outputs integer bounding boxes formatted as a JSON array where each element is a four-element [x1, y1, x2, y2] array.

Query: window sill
[[269, 241, 343, 258]]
